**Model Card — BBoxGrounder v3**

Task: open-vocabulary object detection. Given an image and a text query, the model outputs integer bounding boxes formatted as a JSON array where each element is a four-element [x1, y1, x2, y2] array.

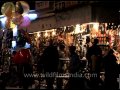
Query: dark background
[[0, 1, 35, 15]]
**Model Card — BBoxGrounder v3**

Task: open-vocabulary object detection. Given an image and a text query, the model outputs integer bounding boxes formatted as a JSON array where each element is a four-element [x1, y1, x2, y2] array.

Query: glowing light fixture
[[75, 24, 80, 34], [45, 32, 48, 37], [37, 32, 40, 37], [12, 41, 16, 48], [93, 23, 99, 31], [52, 30, 56, 36]]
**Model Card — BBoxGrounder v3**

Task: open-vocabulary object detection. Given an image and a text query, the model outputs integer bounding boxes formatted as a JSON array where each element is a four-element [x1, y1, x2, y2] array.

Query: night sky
[[0, 1, 35, 15]]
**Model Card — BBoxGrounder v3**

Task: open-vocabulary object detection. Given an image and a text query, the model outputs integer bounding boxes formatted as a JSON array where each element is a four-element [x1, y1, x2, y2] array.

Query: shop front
[[54, 4, 120, 61], [30, 4, 120, 63]]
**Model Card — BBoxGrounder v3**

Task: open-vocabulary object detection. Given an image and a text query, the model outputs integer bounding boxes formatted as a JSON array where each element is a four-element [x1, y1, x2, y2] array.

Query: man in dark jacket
[[40, 39, 59, 89], [103, 49, 119, 89], [86, 38, 102, 88]]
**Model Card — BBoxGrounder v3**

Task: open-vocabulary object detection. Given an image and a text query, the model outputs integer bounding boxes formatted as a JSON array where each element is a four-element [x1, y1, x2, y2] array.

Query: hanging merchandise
[[86, 25, 90, 34], [99, 24, 104, 34], [56, 27, 64, 34], [65, 26, 74, 33], [65, 26, 69, 33]]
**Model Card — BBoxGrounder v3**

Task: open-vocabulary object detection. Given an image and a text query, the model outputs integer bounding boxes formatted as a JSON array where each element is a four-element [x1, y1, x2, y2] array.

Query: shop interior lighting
[[64, 26, 66, 31], [37, 32, 40, 37], [75, 24, 80, 34], [52, 30, 56, 36], [119, 32, 120, 36], [87, 22, 99, 25], [29, 32, 34, 34], [45, 32, 48, 37], [93, 23, 99, 32]]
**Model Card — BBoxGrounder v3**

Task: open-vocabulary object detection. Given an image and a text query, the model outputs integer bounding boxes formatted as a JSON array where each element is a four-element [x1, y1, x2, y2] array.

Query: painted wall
[[28, 16, 56, 33], [29, 4, 119, 33], [55, 5, 92, 27], [29, 5, 92, 33]]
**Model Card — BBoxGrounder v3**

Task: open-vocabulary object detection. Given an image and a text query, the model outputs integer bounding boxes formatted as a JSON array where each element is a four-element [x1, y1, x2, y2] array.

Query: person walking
[[40, 39, 59, 89], [56, 44, 66, 89], [86, 38, 102, 89], [103, 48, 119, 89], [66, 46, 83, 89]]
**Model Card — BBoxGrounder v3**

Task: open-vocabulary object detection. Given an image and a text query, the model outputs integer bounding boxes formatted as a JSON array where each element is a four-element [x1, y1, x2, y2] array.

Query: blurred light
[[37, 32, 40, 37], [29, 10, 36, 13], [119, 32, 120, 36], [52, 30, 56, 36], [24, 42, 31, 48], [45, 32, 48, 37], [0, 15, 5, 18], [75, 24, 80, 34], [64, 26, 66, 31], [0, 12, 37, 28], [12, 41, 16, 48], [24, 13, 37, 20], [29, 32, 34, 34], [0, 17, 7, 28], [88, 22, 99, 32], [13, 26, 18, 36], [71, 31, 74, 35], [93, 23, 99, 31]]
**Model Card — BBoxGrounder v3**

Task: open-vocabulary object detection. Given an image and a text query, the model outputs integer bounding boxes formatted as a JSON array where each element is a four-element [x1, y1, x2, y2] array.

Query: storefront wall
[[55, 5, 92, 28], [28, 5, 92, 33], [29, 4, 119, 33], [28, 16, 57, 33]]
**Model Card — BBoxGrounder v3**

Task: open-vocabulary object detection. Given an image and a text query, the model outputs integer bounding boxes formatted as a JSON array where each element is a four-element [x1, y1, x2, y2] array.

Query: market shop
[[32, 22, 119, 61], [30, 4, 120, 63]]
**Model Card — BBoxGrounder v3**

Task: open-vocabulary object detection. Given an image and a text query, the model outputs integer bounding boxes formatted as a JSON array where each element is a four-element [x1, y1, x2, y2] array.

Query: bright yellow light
[[71, 31, 74, 35], [87, 22, 99, 32], [37, 32, 40, 37], [52, 30, 56, 36], [45, 32, 48, 37], [75, 24, 80, 34], [93, 23, 99, 31], [119, 32, 120, 36]]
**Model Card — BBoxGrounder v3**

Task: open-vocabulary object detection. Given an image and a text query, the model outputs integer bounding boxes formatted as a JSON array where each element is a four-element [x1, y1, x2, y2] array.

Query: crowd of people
[[0, 38, 120, 89]]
